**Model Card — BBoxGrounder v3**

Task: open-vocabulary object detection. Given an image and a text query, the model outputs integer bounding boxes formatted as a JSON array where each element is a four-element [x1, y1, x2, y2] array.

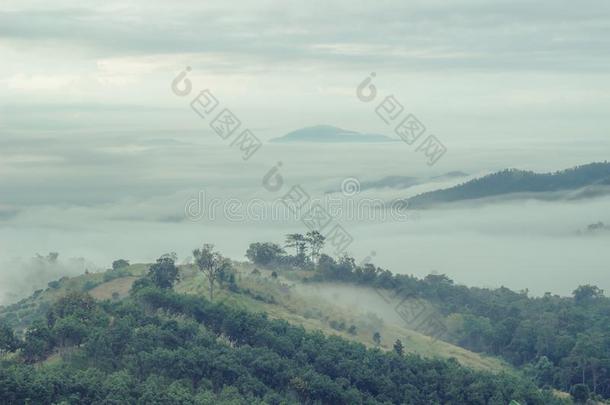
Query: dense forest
[[0, 255, 565, 404], [247, 232, 610, 402], [406, 162, 610, 207]]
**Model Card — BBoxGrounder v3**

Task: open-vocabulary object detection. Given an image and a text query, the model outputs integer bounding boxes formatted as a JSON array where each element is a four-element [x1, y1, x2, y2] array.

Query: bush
[[103, 268, 130, 283], [245, 243, 285, 268], [112, 259, 130, 271], [82, 280, 101, 291]]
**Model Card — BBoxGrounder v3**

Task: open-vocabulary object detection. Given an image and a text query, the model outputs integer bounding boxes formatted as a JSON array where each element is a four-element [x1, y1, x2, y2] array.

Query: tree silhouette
[[285, 233, 308, 258], [573, 284, 604, 304], [306, 230, 325, 263], [393, 339, 404, 355], [193, 244, 231, 301], [373, 331, 381, 346], [147, 254, 179, 289]]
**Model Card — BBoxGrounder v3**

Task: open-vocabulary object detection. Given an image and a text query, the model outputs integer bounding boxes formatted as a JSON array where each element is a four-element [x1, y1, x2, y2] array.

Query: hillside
[[5, 238, 608, 402], [245, 238, 610, 402], [406, 162, 610, 208], [0, 259, 565, 404], [0, 262, 507, 373]]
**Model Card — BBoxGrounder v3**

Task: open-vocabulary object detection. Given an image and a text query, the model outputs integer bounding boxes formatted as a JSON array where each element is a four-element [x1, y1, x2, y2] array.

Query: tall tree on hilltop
[[193, 244, 231, 301], [147, 254, 180, 290], [306, 230, 325, 264], [285, 233, 308, 258]]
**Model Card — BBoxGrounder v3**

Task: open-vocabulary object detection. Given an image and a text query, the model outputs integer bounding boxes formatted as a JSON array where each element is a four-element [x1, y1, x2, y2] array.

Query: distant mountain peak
[[270, 125, 396, 143]]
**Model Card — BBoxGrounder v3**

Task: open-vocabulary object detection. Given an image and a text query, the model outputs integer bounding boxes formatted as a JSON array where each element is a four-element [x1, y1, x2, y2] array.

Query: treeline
[[0, 276, 565, 404], [407, 161, 610, 207], [246, 237, 610, 402]]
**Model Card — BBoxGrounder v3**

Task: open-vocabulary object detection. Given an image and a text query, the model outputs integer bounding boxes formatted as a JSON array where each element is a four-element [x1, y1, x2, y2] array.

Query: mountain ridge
[[406, 161, 610, 208]]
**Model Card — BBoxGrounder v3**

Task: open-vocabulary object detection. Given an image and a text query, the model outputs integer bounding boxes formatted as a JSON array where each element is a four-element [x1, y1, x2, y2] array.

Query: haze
[[1, 0, 610, 303]]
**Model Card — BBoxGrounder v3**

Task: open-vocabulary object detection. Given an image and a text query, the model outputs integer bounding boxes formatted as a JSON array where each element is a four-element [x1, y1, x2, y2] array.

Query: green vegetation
[[112, 259, 130, 270], [0, 263, 147, 334], [0, 259, 510, 375], [146, 253, 180, 290], [193, 244, 233, 301], [4, 238, 605, 403], [247, 234, 610, 401], [0, 280, 565, 404], [406, 161, 610, 207]]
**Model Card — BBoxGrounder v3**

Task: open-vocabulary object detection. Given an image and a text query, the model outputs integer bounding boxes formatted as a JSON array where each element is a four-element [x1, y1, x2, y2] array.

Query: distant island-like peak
[[270, 125, 396, 143]]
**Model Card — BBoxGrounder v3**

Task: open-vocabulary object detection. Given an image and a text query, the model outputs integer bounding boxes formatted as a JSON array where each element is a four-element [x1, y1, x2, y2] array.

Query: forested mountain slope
[[0, 286, 564, 404], [0, 252, 568, 404], [0, 261, 507, 372], [407, 162, 610, 208], [247, 237, 610, 403]]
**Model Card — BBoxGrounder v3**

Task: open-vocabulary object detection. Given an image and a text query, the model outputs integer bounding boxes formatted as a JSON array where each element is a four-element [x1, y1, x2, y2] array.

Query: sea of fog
[[1, 129, 609, 303]]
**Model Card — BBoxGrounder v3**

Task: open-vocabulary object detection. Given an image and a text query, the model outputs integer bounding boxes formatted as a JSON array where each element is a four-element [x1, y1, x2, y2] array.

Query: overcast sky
[[1, 0, 610, 139]]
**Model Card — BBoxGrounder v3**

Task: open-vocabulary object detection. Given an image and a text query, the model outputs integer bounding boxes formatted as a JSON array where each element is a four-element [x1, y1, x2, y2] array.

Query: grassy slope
[[0, 262, 508, 373], [88, 276, 139, 300], [176, 262, 510, 373], [0, 264, 149, 333]]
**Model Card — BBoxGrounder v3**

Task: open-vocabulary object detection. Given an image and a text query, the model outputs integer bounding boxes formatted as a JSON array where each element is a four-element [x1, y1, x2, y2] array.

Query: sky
[[2, 0, 610, 138], [1, 0, 610, 302]]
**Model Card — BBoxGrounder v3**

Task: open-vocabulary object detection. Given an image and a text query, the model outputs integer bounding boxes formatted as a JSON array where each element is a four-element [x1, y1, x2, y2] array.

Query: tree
[[193, 244, 231, 301], [573, 284, 604, 303], [54, 316, 88, 347], [245, 242, 285, 267], [0, 321, 18, 355], [569, 332, 604, 392], [424, 273, 454, 285], [103, 370, 137, 403], [532, 356, 553, 386], [148, 254, 180, 289], [570, 384, 589, 403], [112, 259, 130, 270], [47, 291, 96, 327], [22, 321, 55, 363], [306, 231, 325, 263], [35, 252, 59, 264], [131, 276, 154, 292], [393, 339, 404, 355], [285, 233, 307, 258], [216, 263, 235, 287], [373, 332, 381, 346]]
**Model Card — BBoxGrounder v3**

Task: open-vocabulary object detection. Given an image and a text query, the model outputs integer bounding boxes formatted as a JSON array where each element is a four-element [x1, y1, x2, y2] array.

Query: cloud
[[2, 73, 80, 91], [1, 0, 609, 72]]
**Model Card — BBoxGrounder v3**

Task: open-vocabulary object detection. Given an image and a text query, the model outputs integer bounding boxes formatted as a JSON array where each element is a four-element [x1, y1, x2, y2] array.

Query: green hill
[[0, 262, 507, 373], [0, 273, 565, 404], [0, 259, 569, 404], [407, 162, 610, 208]]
